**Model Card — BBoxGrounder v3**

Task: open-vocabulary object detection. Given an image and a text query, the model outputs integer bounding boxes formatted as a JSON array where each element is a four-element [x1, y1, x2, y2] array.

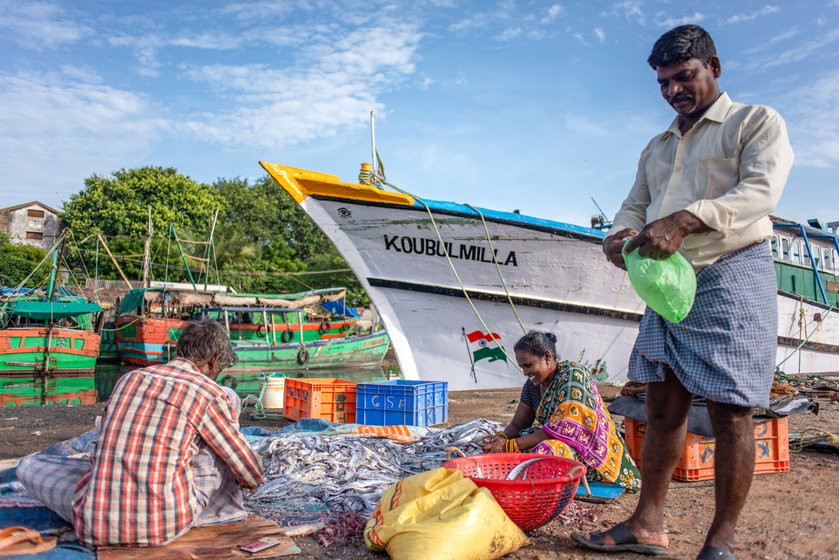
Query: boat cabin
[[771, 217, 839, 307]]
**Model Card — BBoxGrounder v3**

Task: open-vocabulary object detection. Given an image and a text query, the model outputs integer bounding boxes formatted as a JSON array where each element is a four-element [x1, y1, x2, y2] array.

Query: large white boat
[[260, 162, 839, 390]]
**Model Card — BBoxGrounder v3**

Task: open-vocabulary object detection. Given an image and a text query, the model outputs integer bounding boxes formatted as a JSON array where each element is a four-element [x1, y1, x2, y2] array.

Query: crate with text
[[624, 416, 790, 482], [356, 380, 448, 426]]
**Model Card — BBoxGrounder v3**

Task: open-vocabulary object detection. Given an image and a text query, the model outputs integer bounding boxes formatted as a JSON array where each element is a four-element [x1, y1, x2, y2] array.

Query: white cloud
[[761, 28, 839, 68], [725, 5, 780, 25], [816, 16, 826, 27], [602, 1, 645, 26], [0, 69, 165, 204], [498, 27, 522, 41], [656, 12, 704, 28], [573, 32, 589, 46], [594, 27, 606, 42], [180, 23, 422, 148], [542, 4, 563, 24], [0, 0, 90, 49], [780, 69, 839, 168], [108, 32, 245, 77]]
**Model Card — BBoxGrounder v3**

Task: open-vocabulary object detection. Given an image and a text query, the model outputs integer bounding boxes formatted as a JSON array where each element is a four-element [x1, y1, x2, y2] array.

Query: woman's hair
[[176, 319, 237, 367], [647, 24, 716, 70], [513, 330, 558, 359]]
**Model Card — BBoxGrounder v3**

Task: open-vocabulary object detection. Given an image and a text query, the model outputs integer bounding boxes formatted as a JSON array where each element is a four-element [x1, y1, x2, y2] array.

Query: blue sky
[[2, 0, 838, 228]]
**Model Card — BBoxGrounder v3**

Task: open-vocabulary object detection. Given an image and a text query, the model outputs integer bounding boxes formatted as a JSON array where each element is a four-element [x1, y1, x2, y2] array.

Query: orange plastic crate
[[624, 416, 790, 482], [284, 378, 357, 423]]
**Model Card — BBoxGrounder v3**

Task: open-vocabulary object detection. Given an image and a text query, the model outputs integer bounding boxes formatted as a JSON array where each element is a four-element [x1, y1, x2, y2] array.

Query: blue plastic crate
[[356, 380, 448, 426]]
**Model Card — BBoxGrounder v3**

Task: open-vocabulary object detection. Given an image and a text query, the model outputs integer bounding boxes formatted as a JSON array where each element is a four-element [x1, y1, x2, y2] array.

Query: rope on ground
[[790, 428, 839, 452], [241, 373, 286, 420], [375, 176, 523, 373]]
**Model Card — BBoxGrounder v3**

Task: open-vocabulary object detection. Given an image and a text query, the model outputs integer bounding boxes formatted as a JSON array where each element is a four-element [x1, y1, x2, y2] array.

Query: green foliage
[[0, 234, 49, 286], [61, 167, 224, 280], [59, 168, 369, 306], [212, 176, 368, 305]]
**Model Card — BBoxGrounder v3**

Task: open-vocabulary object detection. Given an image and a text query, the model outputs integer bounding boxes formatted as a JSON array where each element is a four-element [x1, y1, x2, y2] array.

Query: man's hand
[[603, 228, 638, 270], [624, 211, 711, 260]]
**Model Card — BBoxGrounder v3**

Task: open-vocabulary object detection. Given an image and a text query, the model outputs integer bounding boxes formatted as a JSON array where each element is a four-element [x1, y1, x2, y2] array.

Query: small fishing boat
[[259, 161, 839, 390], [115, 286, 390, 371], [0, 233, 103, 405]]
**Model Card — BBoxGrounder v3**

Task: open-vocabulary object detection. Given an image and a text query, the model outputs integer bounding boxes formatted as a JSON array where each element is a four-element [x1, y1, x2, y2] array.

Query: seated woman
[[482, 331, 640, 491]]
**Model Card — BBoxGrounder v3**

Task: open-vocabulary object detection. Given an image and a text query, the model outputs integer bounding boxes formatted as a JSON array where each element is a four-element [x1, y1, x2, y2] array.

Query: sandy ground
[[1, 385, 837, 560]]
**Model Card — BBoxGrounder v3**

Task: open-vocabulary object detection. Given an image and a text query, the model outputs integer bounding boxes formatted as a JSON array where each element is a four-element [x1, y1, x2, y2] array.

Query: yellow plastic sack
[[364, 468, 530, 560]]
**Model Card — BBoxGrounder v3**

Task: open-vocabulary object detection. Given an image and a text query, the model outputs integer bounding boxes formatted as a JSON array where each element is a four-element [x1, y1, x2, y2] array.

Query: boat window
[[811, 245, 821, 270], [770, 235, 780, 259], [803, 244, 812, 266], [791, 241, 802, 264], [823, 248, 835, 274], [781, 238, 790, 261]]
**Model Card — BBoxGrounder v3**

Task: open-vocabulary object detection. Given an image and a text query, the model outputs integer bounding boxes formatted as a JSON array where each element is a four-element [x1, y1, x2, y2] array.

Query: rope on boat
[[775, 304, 834, 371], [374, 176, 524, 374], [99, 317, 143, 332], [464, 203, 527, 336]]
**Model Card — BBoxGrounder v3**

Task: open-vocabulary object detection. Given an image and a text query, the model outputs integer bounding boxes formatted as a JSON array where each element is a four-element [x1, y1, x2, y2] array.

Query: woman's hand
[[482, 435, 507, 453]]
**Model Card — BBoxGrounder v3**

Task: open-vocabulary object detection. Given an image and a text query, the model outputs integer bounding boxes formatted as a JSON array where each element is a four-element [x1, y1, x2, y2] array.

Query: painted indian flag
[[465, 329, 507, 363]]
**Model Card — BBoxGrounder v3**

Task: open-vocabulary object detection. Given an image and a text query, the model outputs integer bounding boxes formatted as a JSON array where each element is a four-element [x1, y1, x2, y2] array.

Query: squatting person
[[482, 330, 641, 492], [17, 319, 263, 547]]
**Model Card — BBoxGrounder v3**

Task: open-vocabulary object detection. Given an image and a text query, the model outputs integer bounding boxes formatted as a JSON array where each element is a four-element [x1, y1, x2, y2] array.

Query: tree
[[212, 176, 368, 304], [0, 234, 49, 287], [61, 167, 224, 280]]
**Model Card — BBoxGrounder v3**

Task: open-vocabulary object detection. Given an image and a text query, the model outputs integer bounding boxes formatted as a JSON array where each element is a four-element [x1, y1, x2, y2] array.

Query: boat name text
[[383, 235, 518, 267]]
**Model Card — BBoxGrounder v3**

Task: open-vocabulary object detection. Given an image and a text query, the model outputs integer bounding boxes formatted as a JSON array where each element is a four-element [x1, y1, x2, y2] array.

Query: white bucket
[[261, 377, 285, 411]]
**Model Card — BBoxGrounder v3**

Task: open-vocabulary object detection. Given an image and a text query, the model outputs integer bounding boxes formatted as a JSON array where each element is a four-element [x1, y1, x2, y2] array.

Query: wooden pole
[[97, 234, 132, 288]]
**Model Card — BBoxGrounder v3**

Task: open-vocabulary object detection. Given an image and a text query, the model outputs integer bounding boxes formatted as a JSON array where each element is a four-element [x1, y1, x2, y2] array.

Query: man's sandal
[[696, 545, 737, 559], [0, 526, 57, 557], [571, 523, 668, 556]]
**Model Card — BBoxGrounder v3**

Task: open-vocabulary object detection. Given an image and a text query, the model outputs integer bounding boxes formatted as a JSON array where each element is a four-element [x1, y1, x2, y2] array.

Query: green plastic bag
[[622, 239, 697, 323]]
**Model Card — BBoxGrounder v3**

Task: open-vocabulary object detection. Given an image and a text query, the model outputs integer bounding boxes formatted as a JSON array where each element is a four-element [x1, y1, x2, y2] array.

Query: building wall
[[2, 204, 60, 250]]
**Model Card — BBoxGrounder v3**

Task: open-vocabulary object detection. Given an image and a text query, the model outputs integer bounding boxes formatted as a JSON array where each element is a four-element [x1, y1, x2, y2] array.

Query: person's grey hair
[[176, 319, 237, 367]]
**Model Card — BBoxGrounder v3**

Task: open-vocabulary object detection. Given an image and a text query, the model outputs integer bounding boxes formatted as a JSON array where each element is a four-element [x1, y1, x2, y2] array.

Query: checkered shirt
[[629, 242, 777, 408], [72, 358, 262, 547]]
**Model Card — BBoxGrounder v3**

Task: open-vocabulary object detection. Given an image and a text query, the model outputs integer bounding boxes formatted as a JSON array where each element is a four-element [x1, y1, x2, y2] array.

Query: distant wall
[[1, 204, 60, 250]]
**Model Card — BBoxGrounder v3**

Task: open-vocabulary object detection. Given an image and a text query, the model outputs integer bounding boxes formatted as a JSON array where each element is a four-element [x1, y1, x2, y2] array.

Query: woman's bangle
[[504, 438, 520, 453], [496, 431, 510, 440]]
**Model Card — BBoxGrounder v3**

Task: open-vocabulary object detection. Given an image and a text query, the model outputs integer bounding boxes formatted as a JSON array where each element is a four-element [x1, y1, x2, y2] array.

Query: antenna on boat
[[590, 197, 612, 231], [203, 209, 219, 292], [370, 110, 377, 177], [141, 208, 153, 288]]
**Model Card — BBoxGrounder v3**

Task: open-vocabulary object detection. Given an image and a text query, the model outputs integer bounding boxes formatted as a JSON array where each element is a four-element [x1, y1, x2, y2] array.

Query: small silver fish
[[506, 457, 549, 480]]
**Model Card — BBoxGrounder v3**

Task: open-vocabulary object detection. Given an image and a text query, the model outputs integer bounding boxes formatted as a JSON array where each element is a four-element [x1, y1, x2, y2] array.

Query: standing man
[[572, 25, 793, 560], [18, 320, 263, 548]]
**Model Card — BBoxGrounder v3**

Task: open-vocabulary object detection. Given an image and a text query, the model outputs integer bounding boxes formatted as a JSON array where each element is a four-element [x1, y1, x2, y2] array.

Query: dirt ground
[[1, 385, 837, 560]]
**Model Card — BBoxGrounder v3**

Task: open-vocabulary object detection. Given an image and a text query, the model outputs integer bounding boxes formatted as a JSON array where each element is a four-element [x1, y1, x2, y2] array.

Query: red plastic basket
[[443, 453, 586, 532]]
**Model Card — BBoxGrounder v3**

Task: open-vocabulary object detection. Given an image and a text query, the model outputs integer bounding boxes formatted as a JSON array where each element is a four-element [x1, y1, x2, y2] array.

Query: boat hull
[[0, 327, 99, 405], [0, 328, 100, 375], [117, 316, 390, 370], [261, 163, 839, 389]]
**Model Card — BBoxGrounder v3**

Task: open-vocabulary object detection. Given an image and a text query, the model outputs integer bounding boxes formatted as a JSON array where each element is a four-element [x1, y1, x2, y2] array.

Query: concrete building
[[0, 201, 61, 250]]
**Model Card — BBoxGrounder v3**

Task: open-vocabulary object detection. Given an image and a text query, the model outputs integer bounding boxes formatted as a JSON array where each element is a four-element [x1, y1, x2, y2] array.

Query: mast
[[203, 209, 219, 291], [141, 207, 153, 288], [370, 110, 377, 176], [46, 232, 68, 302]]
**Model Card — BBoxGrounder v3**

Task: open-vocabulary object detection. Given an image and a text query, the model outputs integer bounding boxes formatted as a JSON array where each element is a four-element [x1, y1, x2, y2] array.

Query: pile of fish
[[245, 419, 500, 516]]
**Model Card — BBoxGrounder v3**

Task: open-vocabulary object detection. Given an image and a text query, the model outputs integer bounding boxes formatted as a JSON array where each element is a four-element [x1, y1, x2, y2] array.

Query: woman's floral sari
[[530, 361, 641, 492]]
